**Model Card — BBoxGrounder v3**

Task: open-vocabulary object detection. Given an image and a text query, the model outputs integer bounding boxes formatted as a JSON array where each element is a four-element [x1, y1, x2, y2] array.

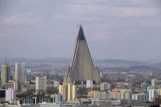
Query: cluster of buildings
[[0, 63, 26, 103], [0, 26, 161, 107]]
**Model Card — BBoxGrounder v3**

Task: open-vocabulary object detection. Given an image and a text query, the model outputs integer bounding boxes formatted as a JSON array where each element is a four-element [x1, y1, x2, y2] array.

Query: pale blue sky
[[0, 0, 161, 61]]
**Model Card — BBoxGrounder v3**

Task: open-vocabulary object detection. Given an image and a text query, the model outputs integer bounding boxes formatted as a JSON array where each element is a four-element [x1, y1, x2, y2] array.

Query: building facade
[[0, 64, 10, 87], [14, 63, 26, 91], [35, 76, 47, 92]]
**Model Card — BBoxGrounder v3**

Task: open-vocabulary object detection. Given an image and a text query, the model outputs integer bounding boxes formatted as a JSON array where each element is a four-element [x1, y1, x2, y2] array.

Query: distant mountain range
[[0, 58, 161, 72], [96, 59, 161, 73], [96, 59, 145, 67]]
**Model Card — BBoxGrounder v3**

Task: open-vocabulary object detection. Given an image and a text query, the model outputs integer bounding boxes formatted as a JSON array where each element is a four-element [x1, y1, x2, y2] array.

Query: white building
[[146, 85, 161, 102], [151, 79, 157, 88], [86, 80, 94, 88], [147, 87, 159, 102], [35, 76, 47, 92], [53, 80, 59, 87], [5, 88, 16, 103], [100, 82, 111, 91], [132, 93, 146, 102]]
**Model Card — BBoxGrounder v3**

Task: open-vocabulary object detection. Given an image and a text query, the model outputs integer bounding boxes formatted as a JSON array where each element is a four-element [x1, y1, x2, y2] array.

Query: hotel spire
[[65, 26, 100, 83], [77, 25, 86, 41]]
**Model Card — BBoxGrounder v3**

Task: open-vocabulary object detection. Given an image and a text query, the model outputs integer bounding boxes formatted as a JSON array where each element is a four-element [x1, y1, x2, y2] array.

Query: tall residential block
[[14, 63, 26, 91], [0, 64, 10, 86], [35, 76, 47, 92]]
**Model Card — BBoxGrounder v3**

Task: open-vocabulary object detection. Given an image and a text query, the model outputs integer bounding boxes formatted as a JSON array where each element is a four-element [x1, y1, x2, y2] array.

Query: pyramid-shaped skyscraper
[[65, 26, 101, 83]]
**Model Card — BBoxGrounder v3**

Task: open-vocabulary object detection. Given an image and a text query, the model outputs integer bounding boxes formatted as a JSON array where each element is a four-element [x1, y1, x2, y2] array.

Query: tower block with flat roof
[[59, 26, 101, 102], [0, 64, 10, 87]]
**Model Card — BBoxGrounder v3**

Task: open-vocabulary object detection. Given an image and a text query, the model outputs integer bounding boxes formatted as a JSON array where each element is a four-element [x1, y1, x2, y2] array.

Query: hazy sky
[[0, 0, 161, 61]]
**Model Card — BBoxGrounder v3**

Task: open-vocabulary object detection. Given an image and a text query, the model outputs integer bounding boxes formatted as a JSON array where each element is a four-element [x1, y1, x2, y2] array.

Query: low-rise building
[[111, 88, 131, 100], [147, 87, 160, 102], [132, 93, 146, 102], [100, 82, 111, 91]]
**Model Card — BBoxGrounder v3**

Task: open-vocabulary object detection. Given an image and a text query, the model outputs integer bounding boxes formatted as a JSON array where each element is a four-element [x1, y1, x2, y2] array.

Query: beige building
[[59, 83, 76, 102], [111, 88, 131, 100], [0, 64, 10, 86]]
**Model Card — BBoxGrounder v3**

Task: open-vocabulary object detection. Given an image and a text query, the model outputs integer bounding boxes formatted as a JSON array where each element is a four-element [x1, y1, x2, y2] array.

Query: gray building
[[64, 26, 101, 84]]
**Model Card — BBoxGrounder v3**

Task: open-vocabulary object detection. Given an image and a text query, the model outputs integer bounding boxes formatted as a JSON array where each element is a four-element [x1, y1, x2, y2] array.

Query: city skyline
[[1, 0, 161, 107], [0, 0, 161, 61]]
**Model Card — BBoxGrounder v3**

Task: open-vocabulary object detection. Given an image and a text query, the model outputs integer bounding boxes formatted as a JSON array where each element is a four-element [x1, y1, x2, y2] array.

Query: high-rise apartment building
[[0, 64, 10, 86], [14, 63, 26, 91], [35, 76, 47, 92]]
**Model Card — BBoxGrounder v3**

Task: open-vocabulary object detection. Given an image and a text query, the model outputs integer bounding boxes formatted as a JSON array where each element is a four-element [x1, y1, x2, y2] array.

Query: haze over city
[[0, 0, 161, 61], [1, 0, 161, 107]]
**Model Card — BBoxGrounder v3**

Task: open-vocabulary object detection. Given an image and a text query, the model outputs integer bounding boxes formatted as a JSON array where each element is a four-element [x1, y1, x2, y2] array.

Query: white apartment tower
[[35, 76, 47, 92]]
